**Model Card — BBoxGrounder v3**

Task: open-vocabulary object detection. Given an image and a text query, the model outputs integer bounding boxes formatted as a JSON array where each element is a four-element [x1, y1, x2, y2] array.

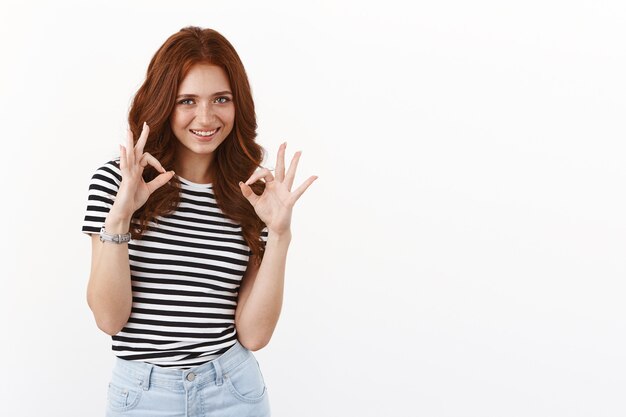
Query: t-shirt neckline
[[177, 175, 213, 188]]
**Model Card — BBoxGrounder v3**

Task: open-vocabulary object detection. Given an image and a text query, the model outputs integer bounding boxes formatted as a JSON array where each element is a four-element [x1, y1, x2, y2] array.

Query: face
[[170, 63, 235, 166]]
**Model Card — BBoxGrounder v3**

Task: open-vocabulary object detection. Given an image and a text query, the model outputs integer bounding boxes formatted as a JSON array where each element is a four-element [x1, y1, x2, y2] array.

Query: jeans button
[[186, 372, 196, 382]]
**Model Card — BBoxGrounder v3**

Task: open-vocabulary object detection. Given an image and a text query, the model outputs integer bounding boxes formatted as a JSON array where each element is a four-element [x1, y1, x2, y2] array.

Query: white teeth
[[191, 129, 217, 137]]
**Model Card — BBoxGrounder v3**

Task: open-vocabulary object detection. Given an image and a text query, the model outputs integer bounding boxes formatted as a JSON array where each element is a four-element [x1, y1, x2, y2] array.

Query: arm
[[85, 123, 173, 335], [235, 141, 317, 350], [86, 213, 133, 336], [235, 231, 291, 351]]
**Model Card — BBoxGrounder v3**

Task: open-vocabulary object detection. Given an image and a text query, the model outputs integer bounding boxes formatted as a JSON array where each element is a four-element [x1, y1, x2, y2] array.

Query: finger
[[135, 122, 149, 156], [146, 171, 175, 194], [239, 181, 260, 206], [275, 142, 286, 182], [285, 151, 302, 191], [140, 152, 166, 173], [289, 175, 318, 204], [119, 144, 127, 171], [244, 167, 275, 185], [126, 128, 135, 165]]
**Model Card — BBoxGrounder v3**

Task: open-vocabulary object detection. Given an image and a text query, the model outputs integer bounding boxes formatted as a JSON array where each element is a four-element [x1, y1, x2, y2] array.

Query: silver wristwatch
[[99, 226, 132, 244]]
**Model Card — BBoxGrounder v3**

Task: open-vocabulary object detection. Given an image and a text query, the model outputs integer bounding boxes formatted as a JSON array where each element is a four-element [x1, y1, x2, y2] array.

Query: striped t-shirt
[[82, 160, 267, 369]]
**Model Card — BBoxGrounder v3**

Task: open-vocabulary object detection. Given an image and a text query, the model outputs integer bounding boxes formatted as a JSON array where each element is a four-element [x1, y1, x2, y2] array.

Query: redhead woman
[[81, 26, 317, 416]]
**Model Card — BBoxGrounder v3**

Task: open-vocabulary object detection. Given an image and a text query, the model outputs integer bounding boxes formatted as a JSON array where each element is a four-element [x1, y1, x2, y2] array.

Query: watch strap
[[99, 226, 132, 244]]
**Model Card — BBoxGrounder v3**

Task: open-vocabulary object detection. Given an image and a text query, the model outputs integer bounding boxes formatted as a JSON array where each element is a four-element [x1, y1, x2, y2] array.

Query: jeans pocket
[[107, 381, 142, 412], [224, 357, 268, 403]]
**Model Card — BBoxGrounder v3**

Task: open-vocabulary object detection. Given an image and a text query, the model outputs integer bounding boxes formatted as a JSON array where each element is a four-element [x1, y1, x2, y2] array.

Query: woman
[[82, 26, 316, 416]]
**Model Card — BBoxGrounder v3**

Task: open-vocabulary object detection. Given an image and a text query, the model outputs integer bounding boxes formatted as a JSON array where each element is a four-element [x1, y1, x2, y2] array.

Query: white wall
[[1, 0, 625, 416]]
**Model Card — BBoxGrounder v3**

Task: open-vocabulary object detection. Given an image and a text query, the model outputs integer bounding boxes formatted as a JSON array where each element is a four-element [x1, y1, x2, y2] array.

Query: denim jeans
[[105, 340, 271, 416]]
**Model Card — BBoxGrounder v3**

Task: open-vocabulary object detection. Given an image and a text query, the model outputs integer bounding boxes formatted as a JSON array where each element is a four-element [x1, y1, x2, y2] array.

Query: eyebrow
[[176, 91, 233, 99]]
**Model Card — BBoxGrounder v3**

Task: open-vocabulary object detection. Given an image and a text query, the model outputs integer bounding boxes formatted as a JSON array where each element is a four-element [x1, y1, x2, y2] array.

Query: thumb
[[239, 181, 260, 206], [146, 171, 175, 194]]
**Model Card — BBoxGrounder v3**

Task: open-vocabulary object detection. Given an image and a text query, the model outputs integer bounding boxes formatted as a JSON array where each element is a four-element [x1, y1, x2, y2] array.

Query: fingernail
[[238, 181, 244, 186]]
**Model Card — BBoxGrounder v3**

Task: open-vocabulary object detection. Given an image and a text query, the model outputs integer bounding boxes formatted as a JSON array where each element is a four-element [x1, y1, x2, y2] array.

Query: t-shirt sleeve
[[81, 160, 122, 235]]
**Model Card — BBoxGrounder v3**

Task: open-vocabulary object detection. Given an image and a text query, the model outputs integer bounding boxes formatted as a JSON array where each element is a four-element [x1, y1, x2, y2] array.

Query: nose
[[195, 102, 216, 125]]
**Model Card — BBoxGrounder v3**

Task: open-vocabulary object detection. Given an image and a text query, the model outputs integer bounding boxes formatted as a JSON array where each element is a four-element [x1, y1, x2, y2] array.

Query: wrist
[[104, 211, 132, 234], [267, 229, 292, 242]]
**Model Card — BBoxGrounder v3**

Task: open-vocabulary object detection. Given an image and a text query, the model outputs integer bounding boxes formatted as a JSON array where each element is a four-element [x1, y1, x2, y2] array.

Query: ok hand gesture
[[238, 143, 318, 236], [113, 122, 175, 220]]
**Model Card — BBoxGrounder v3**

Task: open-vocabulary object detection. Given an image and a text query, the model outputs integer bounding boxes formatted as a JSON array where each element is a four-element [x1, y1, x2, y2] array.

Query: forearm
[[86, 211, 133, 335], [236, 231, 291, 350]]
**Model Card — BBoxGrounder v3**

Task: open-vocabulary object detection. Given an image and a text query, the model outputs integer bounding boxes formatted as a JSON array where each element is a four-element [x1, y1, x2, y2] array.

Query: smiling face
[[170, 63, 235, 174]]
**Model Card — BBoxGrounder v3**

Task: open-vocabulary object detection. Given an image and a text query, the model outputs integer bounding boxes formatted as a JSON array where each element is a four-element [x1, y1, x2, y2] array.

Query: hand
[[112, 122, 175, 220], [239, 142, 318, 236]]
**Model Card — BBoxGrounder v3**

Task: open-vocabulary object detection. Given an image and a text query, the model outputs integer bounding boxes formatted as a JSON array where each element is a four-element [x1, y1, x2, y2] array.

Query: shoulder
[[91, 159, 121, 178], [82, 159, 122, 233], [89, 159, 121, 184], [87, 159, 122, 195]]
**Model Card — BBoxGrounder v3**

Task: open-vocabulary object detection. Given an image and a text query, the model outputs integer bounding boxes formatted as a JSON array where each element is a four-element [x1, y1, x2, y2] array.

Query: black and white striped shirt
[[82, 160, 267, 369]]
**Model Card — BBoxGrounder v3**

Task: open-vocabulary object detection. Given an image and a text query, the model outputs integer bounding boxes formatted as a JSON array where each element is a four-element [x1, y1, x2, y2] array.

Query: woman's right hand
[[110, 122, 175, 223]]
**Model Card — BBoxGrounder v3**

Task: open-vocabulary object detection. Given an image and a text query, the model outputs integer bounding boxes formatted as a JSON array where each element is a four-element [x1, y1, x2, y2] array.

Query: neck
[[174, 148, 215, 184]]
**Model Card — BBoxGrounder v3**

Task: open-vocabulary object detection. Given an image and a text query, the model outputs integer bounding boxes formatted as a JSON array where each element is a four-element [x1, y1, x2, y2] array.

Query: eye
[[214, 96, 231, 104], [178, 98, 194, 105]]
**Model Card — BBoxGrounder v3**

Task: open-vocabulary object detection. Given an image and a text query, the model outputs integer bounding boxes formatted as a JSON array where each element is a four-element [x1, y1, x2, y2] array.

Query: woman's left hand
[[239, 142, 318, 236]]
